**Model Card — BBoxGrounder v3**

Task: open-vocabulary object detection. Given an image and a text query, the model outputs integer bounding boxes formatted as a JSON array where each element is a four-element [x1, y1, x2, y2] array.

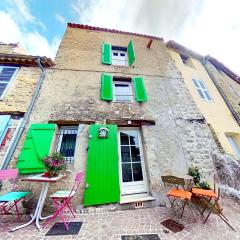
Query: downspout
[[202, 57, 240, 126], [1, 58, 46, 169]]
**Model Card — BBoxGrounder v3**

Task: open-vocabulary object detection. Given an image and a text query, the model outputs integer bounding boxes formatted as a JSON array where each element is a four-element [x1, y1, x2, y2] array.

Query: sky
[[0, 0, 239, 74]]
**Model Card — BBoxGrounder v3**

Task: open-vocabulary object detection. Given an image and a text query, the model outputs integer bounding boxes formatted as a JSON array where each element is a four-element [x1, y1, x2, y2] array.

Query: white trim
[[113, 80, 134, 103], [0, 66, 19, 100], [118, 127, 148, 196], [192, 78, 213, 102], [111, 49, 128, 66], [227, 136, 240, 158]]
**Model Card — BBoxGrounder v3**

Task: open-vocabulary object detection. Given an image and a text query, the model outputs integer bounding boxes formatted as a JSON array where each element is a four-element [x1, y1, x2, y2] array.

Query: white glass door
[[118, 128, 148, 195]]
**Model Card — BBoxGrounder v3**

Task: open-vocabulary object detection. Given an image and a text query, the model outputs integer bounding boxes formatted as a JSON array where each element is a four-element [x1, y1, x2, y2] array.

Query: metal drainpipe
[[202, 58, 240, 126], [1, 58, 46, 169]]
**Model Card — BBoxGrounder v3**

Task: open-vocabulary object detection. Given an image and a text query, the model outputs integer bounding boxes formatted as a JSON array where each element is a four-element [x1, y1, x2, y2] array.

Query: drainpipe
[[202, 58, 240, 126], [1, 58, 46, 169]]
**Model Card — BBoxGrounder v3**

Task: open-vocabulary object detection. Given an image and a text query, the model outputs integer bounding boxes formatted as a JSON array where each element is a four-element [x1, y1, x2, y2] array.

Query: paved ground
[[0, 197, 239, 240]]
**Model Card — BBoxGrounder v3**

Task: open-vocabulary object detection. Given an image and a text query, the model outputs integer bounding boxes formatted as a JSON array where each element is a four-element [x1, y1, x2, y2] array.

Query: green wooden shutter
[[102, 43, 112, 65], [133, 77, 148, 102], [100, 73, 113, 101], [84, 124, 120, 206], [127, 40, 136, 66], [17, 123, 56, 174]]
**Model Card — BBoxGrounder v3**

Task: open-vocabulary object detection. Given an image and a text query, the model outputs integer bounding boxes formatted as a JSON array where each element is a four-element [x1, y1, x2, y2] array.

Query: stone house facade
[[0, 43, 54, 170], [12, 24, 226, 209]]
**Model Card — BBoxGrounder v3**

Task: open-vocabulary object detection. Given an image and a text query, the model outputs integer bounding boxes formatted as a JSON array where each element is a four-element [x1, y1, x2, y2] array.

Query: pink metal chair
[[44, 171, 84, 230], [0, 169, 30, 222]]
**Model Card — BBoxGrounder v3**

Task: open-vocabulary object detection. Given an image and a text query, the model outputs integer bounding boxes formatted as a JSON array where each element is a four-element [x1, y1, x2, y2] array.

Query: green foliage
[[188, 166, 212, 190], [196, 181, 211, 190], [188, 166, 200, 184]]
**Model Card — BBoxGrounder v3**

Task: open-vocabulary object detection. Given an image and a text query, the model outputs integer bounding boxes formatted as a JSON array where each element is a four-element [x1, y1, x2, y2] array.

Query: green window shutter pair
[[84, 124, 120, 206], [17, 123, 56, 174], [102, 40, 136, 66], [100, 73, 148, 102]]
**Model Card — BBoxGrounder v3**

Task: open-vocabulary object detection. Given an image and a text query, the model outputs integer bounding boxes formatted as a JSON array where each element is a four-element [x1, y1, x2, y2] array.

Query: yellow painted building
[[167, 41, 240, 158]]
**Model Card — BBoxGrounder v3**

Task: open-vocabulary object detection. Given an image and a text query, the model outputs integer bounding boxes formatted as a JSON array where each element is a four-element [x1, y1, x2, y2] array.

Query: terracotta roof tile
[[67, 23, 164, 41]]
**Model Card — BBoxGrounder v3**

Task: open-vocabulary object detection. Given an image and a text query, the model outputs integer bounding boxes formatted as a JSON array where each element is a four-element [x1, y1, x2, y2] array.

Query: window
[[111, 46, 128, 66], [100, 73, 148, 102], [227, 135, 240, 158], [192, 78, 213, 101], [180, 53, 194, 67], [113, 78, 133, 102], [0, 66, 18, 99], [57, 126, 78, 164], [102, 40, 135, 66]]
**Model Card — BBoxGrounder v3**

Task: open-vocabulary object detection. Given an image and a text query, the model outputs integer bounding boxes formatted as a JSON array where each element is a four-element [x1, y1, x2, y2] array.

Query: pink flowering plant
[[43, 153, 66, 177]]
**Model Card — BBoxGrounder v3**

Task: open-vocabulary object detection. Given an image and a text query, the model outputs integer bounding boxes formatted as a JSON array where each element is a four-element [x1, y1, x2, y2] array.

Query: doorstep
[[120, 193, 155, 204]]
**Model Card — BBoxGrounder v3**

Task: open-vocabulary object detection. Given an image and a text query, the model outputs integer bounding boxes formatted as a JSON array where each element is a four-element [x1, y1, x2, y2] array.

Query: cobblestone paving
[[0, 198, 239, 240]]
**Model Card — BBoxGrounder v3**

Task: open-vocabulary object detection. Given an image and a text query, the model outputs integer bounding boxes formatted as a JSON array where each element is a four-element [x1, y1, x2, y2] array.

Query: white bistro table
[[11, 173, 65, 232]]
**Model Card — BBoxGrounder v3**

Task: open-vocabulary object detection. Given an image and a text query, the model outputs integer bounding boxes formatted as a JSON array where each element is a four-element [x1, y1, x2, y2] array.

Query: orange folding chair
[[192, 187, 235, 231], [161, 175, 193, 218]]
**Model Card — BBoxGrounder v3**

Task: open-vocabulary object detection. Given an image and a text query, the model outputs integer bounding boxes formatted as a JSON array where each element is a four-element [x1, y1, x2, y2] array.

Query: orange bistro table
[[11, 173, 66, 232]]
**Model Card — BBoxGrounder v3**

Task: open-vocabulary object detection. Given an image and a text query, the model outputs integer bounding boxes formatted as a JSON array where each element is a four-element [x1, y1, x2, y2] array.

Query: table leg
[[35, 182, 49, 231], [10, 182, 49, 232]]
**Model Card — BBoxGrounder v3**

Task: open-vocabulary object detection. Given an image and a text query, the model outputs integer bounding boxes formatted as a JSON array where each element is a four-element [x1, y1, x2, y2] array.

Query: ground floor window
[[226, 135, 240, 158], [56, 126, 78, 164]]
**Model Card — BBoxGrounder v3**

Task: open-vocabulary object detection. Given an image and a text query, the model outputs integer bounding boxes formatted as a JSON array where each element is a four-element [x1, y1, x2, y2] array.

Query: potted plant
[[43, 153, 66, 178]]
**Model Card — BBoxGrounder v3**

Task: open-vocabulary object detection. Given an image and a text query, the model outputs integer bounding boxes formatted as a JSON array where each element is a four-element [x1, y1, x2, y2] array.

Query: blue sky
[[0, 0, 240, 74]]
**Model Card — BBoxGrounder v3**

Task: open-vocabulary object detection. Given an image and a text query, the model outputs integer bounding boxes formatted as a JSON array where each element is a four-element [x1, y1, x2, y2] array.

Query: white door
[[118, 128, 148, 195]]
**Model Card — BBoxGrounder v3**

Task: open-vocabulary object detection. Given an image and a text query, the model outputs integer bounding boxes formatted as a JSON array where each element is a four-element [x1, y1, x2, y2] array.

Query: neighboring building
[[0, 43, 55, 169], [204, 56, 240, 120], [13, 24, 222, 209], [167, 41, 240, 159]]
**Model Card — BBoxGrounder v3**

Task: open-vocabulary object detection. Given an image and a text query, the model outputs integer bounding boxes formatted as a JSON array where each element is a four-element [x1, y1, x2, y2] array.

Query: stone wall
[[11, 27, 223, 208], [0, 67, 41, 112], [205, 61, 240, 118]]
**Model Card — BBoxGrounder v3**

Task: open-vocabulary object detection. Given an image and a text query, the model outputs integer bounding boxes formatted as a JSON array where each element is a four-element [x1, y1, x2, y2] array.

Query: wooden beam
[[106, 119, 155, 126], [48, 119, 95, 126], [147, 39, 153, 48]]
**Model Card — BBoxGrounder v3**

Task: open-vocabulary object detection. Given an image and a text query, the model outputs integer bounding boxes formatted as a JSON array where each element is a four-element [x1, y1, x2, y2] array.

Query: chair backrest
[[0, 169, 18, 181], [68, 171, 84, 198], [161, 175, 185, 188]]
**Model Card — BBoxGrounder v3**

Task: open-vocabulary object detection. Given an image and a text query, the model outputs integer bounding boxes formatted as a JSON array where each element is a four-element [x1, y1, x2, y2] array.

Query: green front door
[[84, 124, 120, 206]]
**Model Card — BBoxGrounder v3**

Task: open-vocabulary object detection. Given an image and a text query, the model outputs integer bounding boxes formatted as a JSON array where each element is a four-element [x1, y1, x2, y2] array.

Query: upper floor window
[[0, 66, 18, 99], [100, 73, 148, 103], [113, 78, 133, 102], [180, 53, 194, 68], [56, 126, 78, 164], [102, 40, 135, 66], [192, 78, 213, 101], [112, 46, 128, 66]]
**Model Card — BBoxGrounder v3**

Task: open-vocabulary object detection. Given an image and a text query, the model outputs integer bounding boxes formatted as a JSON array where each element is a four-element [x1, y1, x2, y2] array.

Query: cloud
[[71, 0, 205, 38], [7, 0, 46, 30], [71, 0, 240, 74], [55, 13, 66, 24], [0, 11, 59, 59]]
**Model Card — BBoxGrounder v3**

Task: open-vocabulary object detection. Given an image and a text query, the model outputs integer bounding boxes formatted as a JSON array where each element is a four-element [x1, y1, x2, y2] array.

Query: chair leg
[[14, 200, 21, 222], [180, 201, 187, 218], [66, 201, 75, 218]]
